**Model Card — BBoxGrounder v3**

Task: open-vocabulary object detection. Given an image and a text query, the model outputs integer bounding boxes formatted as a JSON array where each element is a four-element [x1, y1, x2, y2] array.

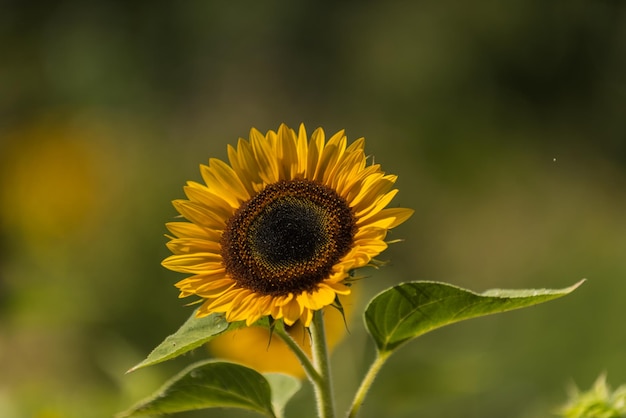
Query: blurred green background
[[1, 1, 625, 417]]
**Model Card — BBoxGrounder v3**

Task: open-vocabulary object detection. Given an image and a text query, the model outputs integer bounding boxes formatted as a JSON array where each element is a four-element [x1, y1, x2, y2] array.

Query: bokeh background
[[1, 1, 625, 417]]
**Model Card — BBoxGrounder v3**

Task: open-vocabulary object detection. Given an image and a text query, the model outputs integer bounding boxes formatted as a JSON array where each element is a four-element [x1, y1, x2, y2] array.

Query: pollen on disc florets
[[220, 179, 356, 296]]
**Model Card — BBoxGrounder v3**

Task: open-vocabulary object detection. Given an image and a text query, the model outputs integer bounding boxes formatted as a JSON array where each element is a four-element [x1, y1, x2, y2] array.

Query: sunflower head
[[162, 123, 413, 327]]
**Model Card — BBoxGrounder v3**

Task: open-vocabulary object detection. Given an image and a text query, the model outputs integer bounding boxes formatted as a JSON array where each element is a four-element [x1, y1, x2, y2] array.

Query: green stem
[[310, 310, 336, 418], [347, 351, 390, 418], [274, 322, 322, 386]]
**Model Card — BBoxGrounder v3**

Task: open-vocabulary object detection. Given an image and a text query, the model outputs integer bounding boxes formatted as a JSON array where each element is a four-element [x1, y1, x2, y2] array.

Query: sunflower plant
[[119, 124, 583, 418]]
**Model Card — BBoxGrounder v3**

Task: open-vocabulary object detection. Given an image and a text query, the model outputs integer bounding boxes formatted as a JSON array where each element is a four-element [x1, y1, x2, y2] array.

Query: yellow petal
[[353, 226, 387, 242], [295, 124, 309, 177], [354, 189, 399, 219], [299, 308, 313, 327], [166, 237, 220, 255], [341, 166, 384, 202], [194, 281, 236, 299], [298, 286, 336, 310], [250, 127, 279, 184], [306, 128, 325, 180], [172, 200, 227, 230], [165, 222, 212, 239], [314, 131, 346, 183], [281, 297, 304, 325], [323, 281, 352, 295], [162, 253, 223, 274], [350, 175, 397, 213], [275, 124, 299, 180], [184, 182, 235, 219], [200, 159, 251, 207], [227, 292, 264, 324], [353, 238, 389, 256], [175, 274, 230, 291], [359, 207, 414, 229], [228, 139, 264, 196], [205, 287, 244, 312], [327, 144, 366, 191]]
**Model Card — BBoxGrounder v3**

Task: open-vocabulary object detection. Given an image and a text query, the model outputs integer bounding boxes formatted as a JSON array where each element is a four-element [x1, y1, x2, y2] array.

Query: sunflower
[[162, 123, 412, 327]]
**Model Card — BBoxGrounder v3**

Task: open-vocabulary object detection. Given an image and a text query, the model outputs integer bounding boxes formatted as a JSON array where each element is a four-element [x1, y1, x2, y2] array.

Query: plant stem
[[274, 322, 322, 386], [310, 310, 336, 418], [347, 351, 390, 418]]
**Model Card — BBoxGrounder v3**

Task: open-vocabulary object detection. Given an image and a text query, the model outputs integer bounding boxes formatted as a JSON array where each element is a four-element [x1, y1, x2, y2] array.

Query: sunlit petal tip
[[350, 137, 366, 149], [249, 127, 265, 142], [277, 123, 295, 138], [178, 291, 193, 298], [327, 129, 346, 144]]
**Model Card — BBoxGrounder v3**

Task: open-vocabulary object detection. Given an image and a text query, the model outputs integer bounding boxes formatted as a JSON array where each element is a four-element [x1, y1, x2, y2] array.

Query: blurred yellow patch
[[209, 292, 358, 377], [0, 120, 105, 245]]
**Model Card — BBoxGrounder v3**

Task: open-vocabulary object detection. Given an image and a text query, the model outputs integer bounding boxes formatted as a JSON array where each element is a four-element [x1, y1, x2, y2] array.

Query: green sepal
[[331, 294, 349, 332]]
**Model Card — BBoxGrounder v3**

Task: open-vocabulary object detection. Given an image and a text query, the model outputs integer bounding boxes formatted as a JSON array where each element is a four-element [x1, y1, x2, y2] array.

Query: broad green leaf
[[264, 373, 301, 418], [365, 280, 584, 354], [127, 311, 231, 372], [117, 360, 276, 418]]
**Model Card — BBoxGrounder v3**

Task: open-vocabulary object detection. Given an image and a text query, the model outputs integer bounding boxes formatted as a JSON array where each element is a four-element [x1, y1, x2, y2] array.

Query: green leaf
[[365, 280, 584, 354], [264, 373, 302, 418], [127, 311, 231, 372], [117, 360, 276, 418]]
